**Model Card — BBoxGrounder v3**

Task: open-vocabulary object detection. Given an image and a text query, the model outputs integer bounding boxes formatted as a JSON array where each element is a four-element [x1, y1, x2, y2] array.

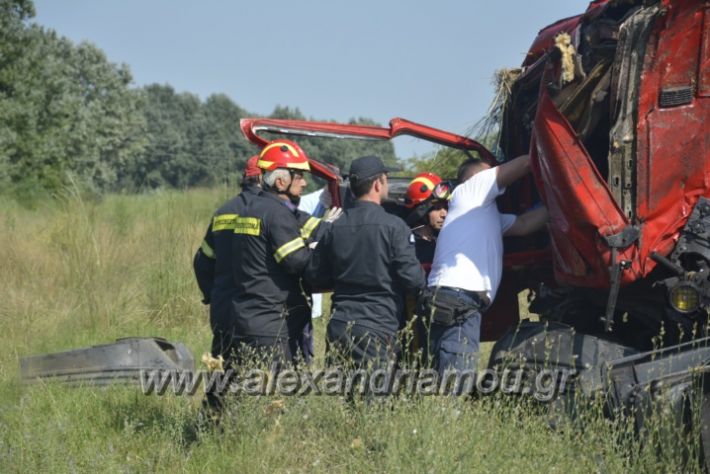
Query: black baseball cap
[[348, 155, 397, 182]]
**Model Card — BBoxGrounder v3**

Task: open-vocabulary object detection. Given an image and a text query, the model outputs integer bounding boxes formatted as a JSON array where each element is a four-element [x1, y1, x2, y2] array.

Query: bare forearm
[[505, 206, 548, 237], [495, 154, 531, 189]]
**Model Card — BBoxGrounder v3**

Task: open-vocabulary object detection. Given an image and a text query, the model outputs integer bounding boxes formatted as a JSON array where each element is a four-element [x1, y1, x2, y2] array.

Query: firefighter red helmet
[[405, 172, 443, 208], [243, 155, 261, 177], [257, 139, 311, 172]]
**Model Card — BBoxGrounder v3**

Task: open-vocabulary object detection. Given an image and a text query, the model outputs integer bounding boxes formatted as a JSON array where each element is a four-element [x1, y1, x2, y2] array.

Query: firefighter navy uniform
[[403, 172, 450, 364], [193, 183, 262, 360], [413, 233, 436, 276], [230, 191, 324, 365], [305, 199, 425, 368]]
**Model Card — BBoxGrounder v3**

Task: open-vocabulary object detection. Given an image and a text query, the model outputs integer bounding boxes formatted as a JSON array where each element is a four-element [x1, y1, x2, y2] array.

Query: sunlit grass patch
[[0, 188, 706, 473]]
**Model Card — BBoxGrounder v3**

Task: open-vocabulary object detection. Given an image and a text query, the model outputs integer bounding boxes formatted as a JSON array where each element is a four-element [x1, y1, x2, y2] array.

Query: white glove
[[323, 207, 343, 223]]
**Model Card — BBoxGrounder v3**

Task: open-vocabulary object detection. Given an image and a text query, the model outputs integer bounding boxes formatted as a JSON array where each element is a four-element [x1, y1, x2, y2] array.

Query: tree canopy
[[0, 0, 398, 202]]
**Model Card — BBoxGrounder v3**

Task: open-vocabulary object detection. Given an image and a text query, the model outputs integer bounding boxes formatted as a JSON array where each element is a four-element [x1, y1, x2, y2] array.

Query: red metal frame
[[240, 117, 498, 165], [241, 117, 499, 210]]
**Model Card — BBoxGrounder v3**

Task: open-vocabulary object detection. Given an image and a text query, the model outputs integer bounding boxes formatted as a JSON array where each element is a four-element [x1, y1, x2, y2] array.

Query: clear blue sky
[[34, 0, 591, 159]]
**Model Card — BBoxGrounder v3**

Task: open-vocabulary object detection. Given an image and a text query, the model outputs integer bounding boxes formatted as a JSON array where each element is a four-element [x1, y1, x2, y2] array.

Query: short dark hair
[[456, 158, 487, 183], [350, 173, 384, 198], [241, 175, 261, 188]]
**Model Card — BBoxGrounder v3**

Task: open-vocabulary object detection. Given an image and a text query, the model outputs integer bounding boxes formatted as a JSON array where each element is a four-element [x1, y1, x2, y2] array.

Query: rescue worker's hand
[[323, 207, 343, 223]]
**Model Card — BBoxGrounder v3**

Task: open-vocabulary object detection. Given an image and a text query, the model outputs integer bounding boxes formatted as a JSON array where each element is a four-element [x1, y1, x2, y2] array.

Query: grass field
[[0, 187, 703, 473]]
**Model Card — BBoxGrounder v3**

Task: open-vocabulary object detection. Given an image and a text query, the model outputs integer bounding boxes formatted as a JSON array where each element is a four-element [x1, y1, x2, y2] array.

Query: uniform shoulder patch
[[212, 213, 238, 231], [233, 216, 261, 236]]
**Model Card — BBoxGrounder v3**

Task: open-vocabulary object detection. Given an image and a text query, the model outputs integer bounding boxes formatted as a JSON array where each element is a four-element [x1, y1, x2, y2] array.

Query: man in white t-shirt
[[424, 155, 548, 376]]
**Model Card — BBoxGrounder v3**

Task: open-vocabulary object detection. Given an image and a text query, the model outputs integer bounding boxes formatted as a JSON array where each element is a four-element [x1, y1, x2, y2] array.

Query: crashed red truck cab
[[242, 3, 710, 453], [500, 0, 710, 349], [494, 0, 710, 462]]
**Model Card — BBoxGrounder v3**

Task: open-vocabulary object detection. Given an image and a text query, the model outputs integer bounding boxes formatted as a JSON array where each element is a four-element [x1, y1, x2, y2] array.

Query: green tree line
[[0, 0, 396, 203]]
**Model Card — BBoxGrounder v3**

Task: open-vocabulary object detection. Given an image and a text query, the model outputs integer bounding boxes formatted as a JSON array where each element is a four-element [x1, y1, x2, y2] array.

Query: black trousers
[[204, 333, 301, 412], [326, 319, 399, 370]]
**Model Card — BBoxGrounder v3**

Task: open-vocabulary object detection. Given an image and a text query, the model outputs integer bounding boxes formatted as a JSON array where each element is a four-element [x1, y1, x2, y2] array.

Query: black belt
[[418, 286, 489, 327], [435, 286, 490, 309]]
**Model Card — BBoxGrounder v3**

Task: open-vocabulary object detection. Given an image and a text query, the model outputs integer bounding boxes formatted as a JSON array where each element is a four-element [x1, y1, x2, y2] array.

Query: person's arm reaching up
[[504, 206, 549, 237], [495, 154, 531, 189]]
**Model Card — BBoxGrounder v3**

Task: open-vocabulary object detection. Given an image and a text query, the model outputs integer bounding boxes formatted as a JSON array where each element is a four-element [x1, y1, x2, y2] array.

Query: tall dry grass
[[0, 185, 228, 379], [0, 187, 704, 473]]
